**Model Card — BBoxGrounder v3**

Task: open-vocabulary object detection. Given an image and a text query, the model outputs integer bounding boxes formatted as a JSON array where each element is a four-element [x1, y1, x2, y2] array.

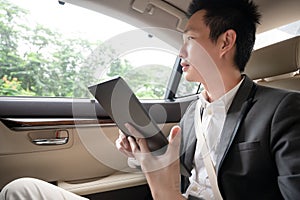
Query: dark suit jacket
[[179, 75, 300, 200]]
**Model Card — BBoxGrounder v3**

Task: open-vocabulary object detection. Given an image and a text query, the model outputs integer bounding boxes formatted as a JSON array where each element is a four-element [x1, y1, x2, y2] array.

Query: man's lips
[[182, 66, 189, 72], [181, 60, 190, 72]]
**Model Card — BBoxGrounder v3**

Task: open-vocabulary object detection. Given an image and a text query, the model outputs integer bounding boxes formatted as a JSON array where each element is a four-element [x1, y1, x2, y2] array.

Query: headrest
[[245, 36, 300, 80]]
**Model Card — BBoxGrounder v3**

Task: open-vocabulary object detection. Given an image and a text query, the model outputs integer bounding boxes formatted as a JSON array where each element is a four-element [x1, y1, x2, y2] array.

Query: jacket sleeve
[[179, 100, 197, 193], [187, 195, 205, 200], [270, 92, 300, 199]]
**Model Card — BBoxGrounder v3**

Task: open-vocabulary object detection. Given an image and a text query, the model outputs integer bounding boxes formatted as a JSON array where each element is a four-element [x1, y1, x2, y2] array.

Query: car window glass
[[5, 1, 297, 99], [89, 27, 180, 100], [255, 20, 300, 49], [102, 49, 176, 100], [0, 0, 135, 98], [0, 0, 199, 99], [176, 77, 200, 98]]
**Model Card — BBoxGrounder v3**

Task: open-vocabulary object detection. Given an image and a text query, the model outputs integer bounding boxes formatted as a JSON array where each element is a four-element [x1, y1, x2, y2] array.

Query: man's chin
[[183, 74, 197, 82]]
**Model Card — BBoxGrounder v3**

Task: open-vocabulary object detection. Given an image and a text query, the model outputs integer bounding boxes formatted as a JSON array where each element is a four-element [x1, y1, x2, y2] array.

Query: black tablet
[[88, 77, 168, 155]]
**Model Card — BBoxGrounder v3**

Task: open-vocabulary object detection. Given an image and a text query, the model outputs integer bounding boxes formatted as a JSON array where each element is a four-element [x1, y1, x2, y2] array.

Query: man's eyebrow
[[183, 27, 195, 34], [183, 28, 191, 34]]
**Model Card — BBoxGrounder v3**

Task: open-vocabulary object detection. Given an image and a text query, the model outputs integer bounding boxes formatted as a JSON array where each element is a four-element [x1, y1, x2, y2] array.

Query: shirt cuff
[[127, 157, 141, 169]]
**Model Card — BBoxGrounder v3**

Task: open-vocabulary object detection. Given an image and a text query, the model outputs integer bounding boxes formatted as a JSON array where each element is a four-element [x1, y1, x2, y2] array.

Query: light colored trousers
[[0, 178, 88, 200]]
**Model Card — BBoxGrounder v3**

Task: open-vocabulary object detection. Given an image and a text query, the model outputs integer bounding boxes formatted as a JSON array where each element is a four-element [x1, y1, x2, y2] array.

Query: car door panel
[[0, 124, 119, 189], [0, 96, 195, 193]]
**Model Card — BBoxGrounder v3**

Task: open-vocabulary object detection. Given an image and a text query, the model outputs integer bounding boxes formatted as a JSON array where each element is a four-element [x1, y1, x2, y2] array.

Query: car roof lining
[[64, 0, 300, 34], [64, 0, 300, 50], [63, 0, 300, 80]]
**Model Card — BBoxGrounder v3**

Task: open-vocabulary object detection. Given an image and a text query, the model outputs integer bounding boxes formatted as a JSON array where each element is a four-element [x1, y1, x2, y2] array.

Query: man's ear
[[219, 29, 236, 58]]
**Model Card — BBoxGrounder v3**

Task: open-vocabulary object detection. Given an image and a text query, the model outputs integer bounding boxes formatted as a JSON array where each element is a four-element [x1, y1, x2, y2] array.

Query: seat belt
[[192, 82, 257, 200], [194, 99, 223, 200]]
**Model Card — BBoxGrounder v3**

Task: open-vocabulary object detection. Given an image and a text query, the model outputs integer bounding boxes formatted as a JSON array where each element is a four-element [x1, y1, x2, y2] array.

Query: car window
[[255, 20, 300, 50], [176, 77, 200, 98], [8, 0, 297, 99], [0, 0, 136, 98], [105, 49, 176, 100], [90, 29, 180, 100], [0, 0, 200, 99]]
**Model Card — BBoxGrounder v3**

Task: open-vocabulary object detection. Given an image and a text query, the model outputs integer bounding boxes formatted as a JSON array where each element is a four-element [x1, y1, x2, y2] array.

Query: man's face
[[179, 10, 220, 84]]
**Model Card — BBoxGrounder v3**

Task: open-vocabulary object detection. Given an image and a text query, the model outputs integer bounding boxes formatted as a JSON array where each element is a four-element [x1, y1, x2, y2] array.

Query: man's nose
[[179, 42, 187, 59]]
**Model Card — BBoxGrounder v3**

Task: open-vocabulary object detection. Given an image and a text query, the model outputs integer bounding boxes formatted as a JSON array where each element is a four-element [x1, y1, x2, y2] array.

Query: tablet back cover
[[88, 77, 168, 153]]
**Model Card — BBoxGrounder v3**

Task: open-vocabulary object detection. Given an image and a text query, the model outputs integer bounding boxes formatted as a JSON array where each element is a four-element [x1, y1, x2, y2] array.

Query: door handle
[[32, 138, 68, 145], [32, 130, 69, 145]]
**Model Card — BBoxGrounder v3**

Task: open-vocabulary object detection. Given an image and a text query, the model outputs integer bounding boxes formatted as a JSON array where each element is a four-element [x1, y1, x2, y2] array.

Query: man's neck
[[203, 72, 242, 102]]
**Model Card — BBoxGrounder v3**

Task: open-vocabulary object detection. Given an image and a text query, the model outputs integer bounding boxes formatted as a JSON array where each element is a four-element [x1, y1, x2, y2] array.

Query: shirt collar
[[199, 77, 244, 112]]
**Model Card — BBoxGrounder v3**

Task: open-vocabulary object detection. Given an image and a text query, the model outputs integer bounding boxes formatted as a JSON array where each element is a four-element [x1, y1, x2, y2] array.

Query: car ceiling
[[64, 0, 300, 49]]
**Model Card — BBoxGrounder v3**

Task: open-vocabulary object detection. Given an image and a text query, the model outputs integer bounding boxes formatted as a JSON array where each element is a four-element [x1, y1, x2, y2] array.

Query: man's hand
[[125, 124, 186, 200], [115, 129, 134, 158]]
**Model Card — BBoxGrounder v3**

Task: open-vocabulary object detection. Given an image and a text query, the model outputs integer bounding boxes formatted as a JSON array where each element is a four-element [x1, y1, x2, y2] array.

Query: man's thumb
[[169, 125, 181, 146]]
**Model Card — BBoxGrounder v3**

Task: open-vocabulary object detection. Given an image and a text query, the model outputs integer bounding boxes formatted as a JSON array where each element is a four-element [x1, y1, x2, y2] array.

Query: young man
[[117, 0, 300, 199], [1, 0, 300, 200]]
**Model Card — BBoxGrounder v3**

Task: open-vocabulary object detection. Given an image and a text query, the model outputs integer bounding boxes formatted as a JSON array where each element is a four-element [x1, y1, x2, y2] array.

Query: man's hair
[[188, 0, 261, 72]]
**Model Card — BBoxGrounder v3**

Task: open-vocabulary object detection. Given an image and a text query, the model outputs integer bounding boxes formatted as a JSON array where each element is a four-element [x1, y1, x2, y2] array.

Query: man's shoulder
[[255, 84, 300, 98], [252, 84, 300, 111], [180, 99, 197, 126], [241, 75, 300, 99], [182, 99, 198, 118]]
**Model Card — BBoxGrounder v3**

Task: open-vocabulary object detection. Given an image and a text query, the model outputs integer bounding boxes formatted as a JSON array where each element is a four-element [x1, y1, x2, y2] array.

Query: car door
[[0, 0, 199, 198]]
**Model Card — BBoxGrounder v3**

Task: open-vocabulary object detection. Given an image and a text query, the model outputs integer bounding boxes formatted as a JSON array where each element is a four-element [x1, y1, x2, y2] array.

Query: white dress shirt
[[184, 78, 244, 199]]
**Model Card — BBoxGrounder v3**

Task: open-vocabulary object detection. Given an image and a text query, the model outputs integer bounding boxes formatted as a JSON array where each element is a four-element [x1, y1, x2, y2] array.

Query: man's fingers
[[136, 137, 150, 153], [119, 130, 130, 149], [128, 136, 140, 153], [167, 126, 181, 155], [115, 137, 134, 157], [125, 123, 144, 138], [125, 123, 150, 154], [169, 126, 181, 144], [115, 130, 135, 157], [120, 148, 134, 158]]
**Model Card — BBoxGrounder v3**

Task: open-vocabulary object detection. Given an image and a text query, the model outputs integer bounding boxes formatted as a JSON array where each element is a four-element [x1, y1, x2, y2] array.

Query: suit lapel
[[180, 101, 197, 174], [216, 75, 254, 174], [184, 127, 197, 172]]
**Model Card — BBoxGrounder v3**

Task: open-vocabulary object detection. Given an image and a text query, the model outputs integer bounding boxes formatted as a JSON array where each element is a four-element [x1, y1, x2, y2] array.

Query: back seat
[[245, 35, 300, 91]]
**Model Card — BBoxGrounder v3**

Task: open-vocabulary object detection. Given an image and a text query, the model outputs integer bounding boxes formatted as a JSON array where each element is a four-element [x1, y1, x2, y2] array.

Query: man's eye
[[182, 35, 194, 42]]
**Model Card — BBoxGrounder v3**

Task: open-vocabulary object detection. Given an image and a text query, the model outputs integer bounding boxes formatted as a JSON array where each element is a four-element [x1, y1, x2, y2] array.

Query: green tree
[[0, 0, 193, 99], [0, 75, 34, 96], [121, 64, 172, 99], [0, 0, 99, 97], [0, 0, 26, 80], [107, 58, 133, 77]]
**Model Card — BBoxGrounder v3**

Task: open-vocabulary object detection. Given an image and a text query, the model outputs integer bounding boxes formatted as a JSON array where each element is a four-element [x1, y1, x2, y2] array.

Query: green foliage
[[107, 59, 133, 77], [0, 0, 195, 99], [176, 76, 200, 97], [0, 0, 98, 97], [0, 75, 35, 96], [0, 0, 27, 80], [121, 65, 172, 99]]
